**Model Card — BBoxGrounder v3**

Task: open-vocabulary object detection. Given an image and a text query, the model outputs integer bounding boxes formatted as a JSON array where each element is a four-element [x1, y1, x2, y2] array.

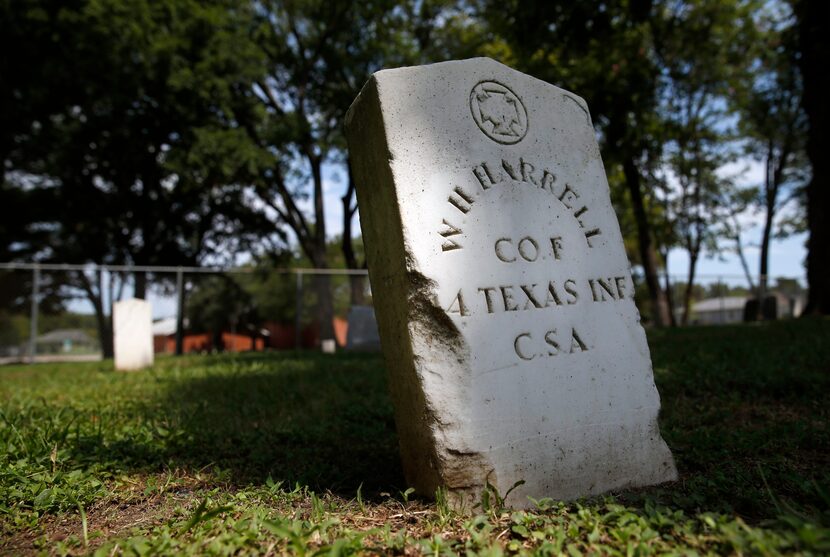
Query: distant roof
[[693, 297, 747, 313], [37, 329, 93, 343], [152, 317, 177, 336]]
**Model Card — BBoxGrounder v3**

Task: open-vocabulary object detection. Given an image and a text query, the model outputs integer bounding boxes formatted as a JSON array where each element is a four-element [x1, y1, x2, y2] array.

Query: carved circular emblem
[[469, 80, 528, 145]]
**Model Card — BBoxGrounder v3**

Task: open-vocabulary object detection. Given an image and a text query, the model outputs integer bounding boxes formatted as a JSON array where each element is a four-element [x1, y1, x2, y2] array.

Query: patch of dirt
[[1, 472, 204, 556]]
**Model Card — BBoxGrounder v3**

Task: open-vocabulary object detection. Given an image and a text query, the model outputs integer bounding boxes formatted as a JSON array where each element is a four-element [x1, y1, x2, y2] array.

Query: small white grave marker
[[113, 299, 154, 370], [321, 339, 337, 354], [345, 58, 677, 507]]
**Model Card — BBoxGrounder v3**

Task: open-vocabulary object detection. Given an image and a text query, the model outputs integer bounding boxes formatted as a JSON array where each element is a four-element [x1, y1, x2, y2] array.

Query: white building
[[691, 297, 747, 325]]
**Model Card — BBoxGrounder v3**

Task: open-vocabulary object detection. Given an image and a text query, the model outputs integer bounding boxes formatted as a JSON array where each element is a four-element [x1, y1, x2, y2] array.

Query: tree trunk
[[797, 0, 830, 315], [211, 329, 224, 352], [175, 276, 185, 356], [95, 312, 113, 359], [660, 248, 678, 327], [681, 250, 699, 326], [313, 270, 336, 343], [76, 271, 113, 358], [756, 142, 781, 320], [757, 206, 774, 320], [348, 275, 366, 306], [733, 228, 756, 293], [309, 153, 336, 344], [133, 271, 147, 300], [623, 157, 671, 326], [342, 160, 366, 306]]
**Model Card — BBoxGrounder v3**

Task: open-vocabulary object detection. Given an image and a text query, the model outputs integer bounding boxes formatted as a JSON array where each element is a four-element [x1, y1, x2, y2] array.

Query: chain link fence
[[0, 263, 373, 363], [0, 262, 807, 364]]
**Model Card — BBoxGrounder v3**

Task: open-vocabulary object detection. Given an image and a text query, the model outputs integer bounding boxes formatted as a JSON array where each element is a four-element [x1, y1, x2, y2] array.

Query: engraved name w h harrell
[[438, 155, 602, 252]]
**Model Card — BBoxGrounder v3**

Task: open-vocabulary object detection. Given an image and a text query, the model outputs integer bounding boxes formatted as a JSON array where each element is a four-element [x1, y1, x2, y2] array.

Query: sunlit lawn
[[1, 319, 828, 555]]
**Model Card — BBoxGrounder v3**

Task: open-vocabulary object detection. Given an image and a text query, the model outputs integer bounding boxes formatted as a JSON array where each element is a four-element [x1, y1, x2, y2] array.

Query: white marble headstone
[[345, 58, 676, 507], [113, 299, 154, 371]]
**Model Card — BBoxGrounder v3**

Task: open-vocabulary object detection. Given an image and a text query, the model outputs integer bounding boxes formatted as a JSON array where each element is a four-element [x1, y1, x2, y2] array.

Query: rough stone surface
[[113, 299, 154, 371], [345, 58, 677, 508]]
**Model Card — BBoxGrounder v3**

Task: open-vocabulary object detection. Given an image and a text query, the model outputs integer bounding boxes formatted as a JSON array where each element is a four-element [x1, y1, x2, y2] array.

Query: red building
[[152, 317, 347, 354]]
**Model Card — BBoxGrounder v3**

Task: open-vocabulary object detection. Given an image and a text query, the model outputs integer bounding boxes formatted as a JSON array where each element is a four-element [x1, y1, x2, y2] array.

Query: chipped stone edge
[[346, 73, 497, 507]]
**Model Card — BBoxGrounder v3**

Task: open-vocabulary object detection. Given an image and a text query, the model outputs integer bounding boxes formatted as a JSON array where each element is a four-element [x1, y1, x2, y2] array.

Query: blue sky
[[662, 158, 807, 288], [666, 231, 806, 287]]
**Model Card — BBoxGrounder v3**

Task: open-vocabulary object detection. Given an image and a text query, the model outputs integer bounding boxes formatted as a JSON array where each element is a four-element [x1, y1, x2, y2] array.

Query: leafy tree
[[242, 0, 475, 338], [773, 276, 805, 297], [235, 269, 298, 325], [186, 275, 261, 351], [339, 3, 479, 305], [475, 0, 796, 325], [655, 0, 757, 324], [734, 4, 807, 313], [476, 0, 674, 325], [2, 0, 274, 356], [714, 186, 760, 292], [244, 1, 383, 341]]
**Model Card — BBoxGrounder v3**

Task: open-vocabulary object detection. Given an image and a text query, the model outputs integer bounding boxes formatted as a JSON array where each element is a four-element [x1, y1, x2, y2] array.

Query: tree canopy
[[2, 0, 825, 329]]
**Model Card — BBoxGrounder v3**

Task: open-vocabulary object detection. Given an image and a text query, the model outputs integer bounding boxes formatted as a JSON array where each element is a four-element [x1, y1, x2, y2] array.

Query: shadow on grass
[[58, 320, 828, 516], [88, 351, 406, 498], [637, 318, 830, 519]]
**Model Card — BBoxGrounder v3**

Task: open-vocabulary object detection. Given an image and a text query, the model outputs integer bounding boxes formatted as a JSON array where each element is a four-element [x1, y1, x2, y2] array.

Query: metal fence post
[[175, 267, 184, 356], [295, 270, 303, 350], [28, 264, 40, 362], [99, 266, 106, 356]]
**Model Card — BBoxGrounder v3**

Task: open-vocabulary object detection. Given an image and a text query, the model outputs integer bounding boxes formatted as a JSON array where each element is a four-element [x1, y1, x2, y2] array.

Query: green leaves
[[178, 498, 233, 535], [3, 0, 273, 277]]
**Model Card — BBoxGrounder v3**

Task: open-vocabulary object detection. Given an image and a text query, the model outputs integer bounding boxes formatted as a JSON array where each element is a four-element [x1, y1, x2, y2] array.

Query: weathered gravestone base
[[113, 299, 154, 371], [345, 58, 676, 508]]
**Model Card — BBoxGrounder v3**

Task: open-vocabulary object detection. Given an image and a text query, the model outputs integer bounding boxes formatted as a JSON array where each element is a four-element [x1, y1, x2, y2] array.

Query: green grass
[[1, 319, 828, 555]]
